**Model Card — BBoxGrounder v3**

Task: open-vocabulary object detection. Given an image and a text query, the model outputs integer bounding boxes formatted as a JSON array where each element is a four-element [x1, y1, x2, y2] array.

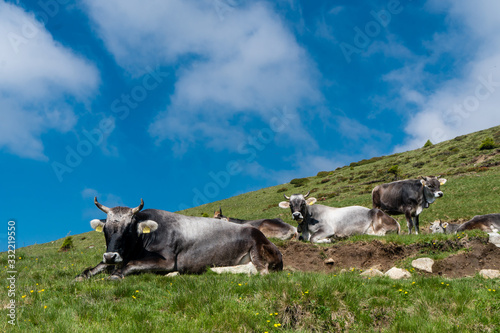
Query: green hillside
[[179, 125, 500, 231], [2, 125, 500, 332]]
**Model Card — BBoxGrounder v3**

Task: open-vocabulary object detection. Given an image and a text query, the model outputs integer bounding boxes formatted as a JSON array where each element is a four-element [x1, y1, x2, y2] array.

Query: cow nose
[[292, 212, 302, 220], [435, 191, 443, 198], [103, 252, 122, 264]]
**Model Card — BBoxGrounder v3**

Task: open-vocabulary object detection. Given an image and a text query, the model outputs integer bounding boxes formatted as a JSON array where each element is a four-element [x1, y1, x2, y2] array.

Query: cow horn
[[304, 191, 310, 198], [283, 194, 290, 200], [94, 197, 110, 214], [131, 199, 144, 214]]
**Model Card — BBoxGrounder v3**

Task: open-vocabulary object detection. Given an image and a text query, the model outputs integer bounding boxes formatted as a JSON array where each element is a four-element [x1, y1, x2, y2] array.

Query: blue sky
[[2, 0, 500, 249]]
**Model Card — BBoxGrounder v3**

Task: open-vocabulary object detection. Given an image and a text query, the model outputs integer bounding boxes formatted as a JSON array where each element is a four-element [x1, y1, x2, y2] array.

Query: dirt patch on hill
[[278, 238, 500, 278]]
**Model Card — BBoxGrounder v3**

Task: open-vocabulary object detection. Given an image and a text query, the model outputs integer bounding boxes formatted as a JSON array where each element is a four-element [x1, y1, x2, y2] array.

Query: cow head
[[278, 191, 317, 222], [420, 176, 447, 204], [213, 207, 223, 219], [90, 197, 158, 265], [429, 220, 448, 234]]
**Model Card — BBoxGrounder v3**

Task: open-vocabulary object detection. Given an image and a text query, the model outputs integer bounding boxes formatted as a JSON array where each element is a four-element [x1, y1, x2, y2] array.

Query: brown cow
[[213, 207, 298, 240]]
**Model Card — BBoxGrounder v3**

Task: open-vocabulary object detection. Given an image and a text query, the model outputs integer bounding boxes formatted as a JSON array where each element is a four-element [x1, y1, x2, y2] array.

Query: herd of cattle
[[76, 176, 500, 280]]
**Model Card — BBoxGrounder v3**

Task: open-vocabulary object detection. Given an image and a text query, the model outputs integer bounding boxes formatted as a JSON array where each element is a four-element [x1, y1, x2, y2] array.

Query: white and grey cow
[[278, 192, 400, 243]]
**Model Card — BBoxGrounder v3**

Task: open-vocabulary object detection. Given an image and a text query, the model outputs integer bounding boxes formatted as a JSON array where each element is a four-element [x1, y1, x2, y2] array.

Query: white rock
[[385, 267, 411, 280], [324, 258, 335, 265], [479, 269, 500, 279], [360, 269, 384, 277], [165, 272, 179, 277], [412, 258, 434, 273], [210, 262, 258, 276], [488, 233, 500, 248]]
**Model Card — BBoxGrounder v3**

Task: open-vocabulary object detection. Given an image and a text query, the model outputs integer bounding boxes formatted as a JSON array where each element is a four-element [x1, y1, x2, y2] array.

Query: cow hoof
[[107, 275, 123, 281]]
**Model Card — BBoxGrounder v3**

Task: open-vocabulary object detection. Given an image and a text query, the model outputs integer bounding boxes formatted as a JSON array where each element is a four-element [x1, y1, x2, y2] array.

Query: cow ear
[[90, 219, 106, 232], [306, 197, 317, 206], [439, 178, 447, 185], [278, 201, 290, 209], [420, 179, 426, 186], [442, 222, 448, 228], [138, 220, 159, 234]]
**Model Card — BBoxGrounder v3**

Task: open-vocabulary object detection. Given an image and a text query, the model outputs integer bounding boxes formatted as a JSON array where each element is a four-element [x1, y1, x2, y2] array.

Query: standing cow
[[76, 198, 282, 280], [213, 207, 298, 240], [278, 192, 400, 243], [372, 176, 447, 234]]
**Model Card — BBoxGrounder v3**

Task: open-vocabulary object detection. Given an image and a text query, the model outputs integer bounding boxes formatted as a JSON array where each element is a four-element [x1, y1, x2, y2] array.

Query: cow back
[[372, 179, 424, 214], [308, 205, 375, 236], [457, 214, 500, 232]]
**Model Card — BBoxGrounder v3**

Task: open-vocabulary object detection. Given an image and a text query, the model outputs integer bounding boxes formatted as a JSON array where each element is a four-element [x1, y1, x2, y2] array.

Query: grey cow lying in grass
[[429, 214, 500, 234]]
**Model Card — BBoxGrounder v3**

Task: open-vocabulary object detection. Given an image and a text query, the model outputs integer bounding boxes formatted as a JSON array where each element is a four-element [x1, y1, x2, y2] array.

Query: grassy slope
[[179, 125, 500, 231], [2, 126, 500, 332]]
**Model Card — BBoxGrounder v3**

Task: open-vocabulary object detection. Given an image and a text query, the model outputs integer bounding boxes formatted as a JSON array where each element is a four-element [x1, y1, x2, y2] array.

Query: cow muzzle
[[435, 191, 444, 198], [292, 212, 303, 221], [103, 252, 123, 264]]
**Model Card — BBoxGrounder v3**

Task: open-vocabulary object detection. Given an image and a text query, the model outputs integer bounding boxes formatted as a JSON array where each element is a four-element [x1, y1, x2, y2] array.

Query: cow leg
[[405, 210, 414, 234], [311, 237, 332, 243], [370, 221, 385, 236], [249, 243, 283, 275], [414, 214, 420, 235], [75, 262, 109, 281], [299, 229, 311, 242], [310, 229, 333, 243], [113, 256, 176, 278], [249, 245, 269, 275]]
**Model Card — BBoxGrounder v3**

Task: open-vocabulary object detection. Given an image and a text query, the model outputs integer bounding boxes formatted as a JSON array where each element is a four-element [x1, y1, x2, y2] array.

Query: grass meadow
[[2, 125, 500, 332], [2, 233, 499, 332]]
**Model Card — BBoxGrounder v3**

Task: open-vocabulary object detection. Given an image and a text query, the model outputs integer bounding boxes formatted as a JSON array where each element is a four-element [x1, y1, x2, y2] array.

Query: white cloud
[[0, 1, 99, 160], [391, 0, 500, 152], [83, 0, 321, 154], [240, 152, 345, 186], [82, 188, 126, 218], [82, 188, 125, 207], [81, 187, 99, 199]]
